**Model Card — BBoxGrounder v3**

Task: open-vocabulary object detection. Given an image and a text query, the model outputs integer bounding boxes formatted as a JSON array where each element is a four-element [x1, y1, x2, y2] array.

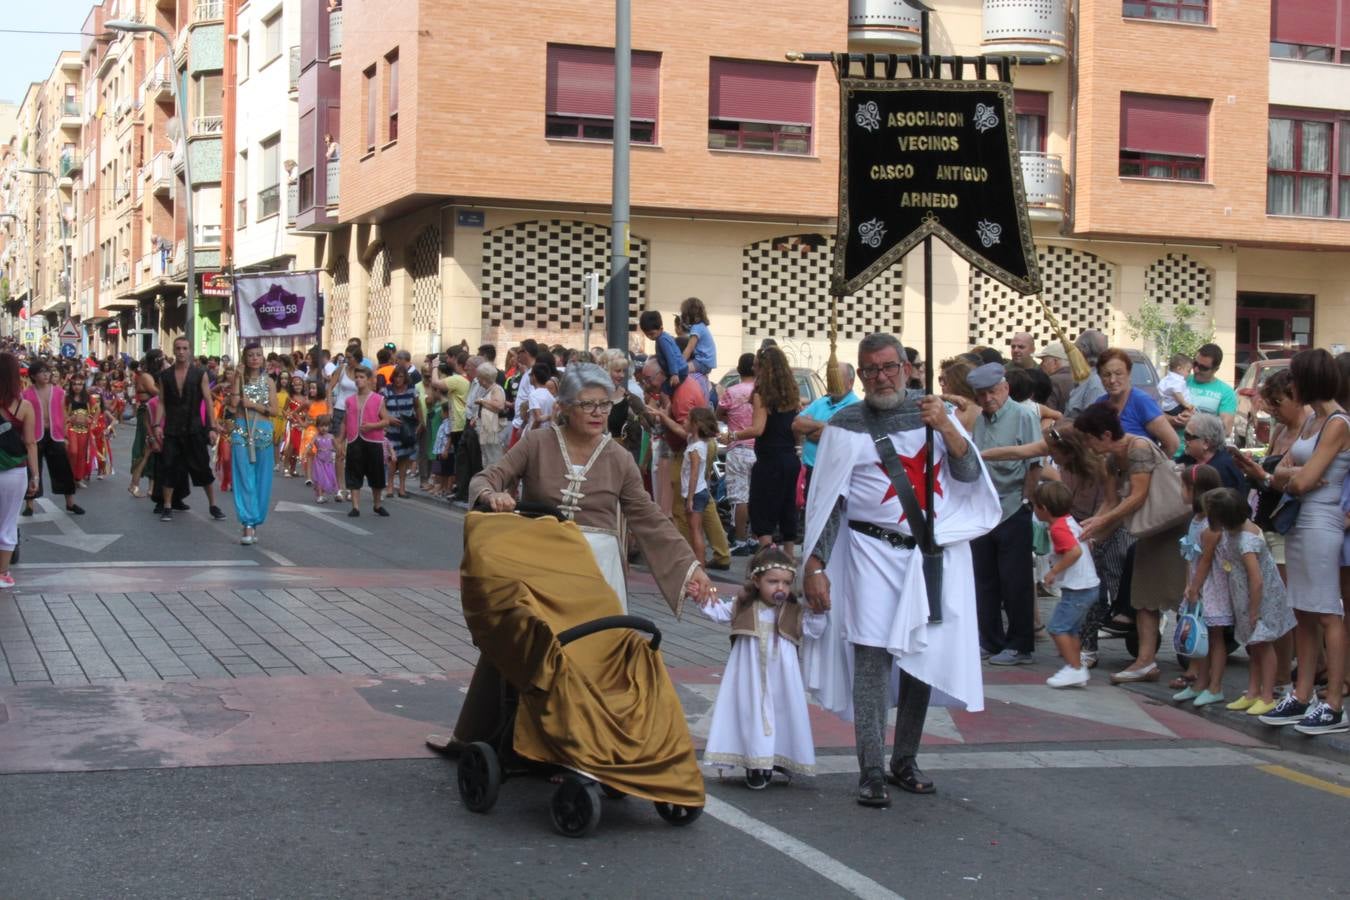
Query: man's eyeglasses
[[1192, 361, 1213, 373], [858, 361, 903, 380], [571, 400, 614, 414], [1183, 432, 1198, 441]]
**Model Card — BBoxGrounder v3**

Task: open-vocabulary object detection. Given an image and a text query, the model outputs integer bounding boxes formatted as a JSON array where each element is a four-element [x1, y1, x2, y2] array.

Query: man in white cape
[[803, 333, 1001, 807]]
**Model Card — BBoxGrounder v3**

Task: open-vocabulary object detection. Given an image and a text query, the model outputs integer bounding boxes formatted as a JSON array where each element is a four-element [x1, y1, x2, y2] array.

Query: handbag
[[1172, 598, 1209, 658], [1269, 412, 1347, 535], [1125, 439, 1191, 538]]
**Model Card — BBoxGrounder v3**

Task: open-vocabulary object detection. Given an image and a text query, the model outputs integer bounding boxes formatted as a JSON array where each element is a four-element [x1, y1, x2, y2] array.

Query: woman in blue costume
[[231, 343, 278, 545]]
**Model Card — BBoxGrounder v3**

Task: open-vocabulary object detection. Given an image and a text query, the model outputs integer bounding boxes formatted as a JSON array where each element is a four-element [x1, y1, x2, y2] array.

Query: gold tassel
[[1035, 294, 1091, 383], [825, 294, 843, 396]]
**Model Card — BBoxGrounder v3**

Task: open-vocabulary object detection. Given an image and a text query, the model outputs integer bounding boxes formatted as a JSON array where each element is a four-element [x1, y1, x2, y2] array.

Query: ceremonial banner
[[234, 271, 320, 339], [832, 78, 1041, 296]]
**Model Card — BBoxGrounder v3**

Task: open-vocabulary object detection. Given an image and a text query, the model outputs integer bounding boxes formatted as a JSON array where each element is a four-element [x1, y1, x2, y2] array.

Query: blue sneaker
[[988, 649, 1033, 666], [1258, 693, 1309, 726], [1293, 702, 1349, 736]]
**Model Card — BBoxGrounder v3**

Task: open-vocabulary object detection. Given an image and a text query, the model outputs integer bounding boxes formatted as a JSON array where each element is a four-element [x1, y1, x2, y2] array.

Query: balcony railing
[[258, 184, 281, 219], [329, 9, 343, 56], [191, 116, 224, 136], [1020, 151, 1065, 212], [114, 261, 130, 285], [60, 155, 76, 178], [326, 159, 340, 207], [848, 0, 922, 51], [61, 99, 81, 119], [982, 0, 1068, 60], [289, 46, 301, 92], [287, 182, 298, 223], [194, 0, 223, 22], [147, 152, 172, 195], [145, 57, 173, 102]]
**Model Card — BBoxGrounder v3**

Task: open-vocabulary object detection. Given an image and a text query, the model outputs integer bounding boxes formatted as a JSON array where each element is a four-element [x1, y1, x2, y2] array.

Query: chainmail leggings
[[852, 644, 931, 775]]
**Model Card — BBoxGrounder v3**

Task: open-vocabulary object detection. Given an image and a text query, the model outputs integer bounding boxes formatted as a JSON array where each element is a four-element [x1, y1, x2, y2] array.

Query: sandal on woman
[[857, 768, 891, 808], [127, 485, 142, 498], [1110, 663, 1160, 684], [1169, 673, 1197, 691]]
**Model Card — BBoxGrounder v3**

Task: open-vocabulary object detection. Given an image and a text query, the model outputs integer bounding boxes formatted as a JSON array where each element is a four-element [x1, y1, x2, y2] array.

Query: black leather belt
[[849, 520, 917, 550]]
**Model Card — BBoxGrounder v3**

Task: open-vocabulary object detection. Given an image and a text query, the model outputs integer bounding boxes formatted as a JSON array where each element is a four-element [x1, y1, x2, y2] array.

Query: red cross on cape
[[877, 446, 942, 523]]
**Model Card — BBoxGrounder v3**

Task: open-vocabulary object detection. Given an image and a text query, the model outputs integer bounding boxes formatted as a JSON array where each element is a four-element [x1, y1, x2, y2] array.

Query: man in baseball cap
[[1038, 343, 1074, 413]]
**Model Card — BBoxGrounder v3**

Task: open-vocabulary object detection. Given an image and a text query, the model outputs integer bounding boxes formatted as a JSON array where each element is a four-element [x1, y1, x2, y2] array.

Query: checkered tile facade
[[366, 246, 392, 347], [326, 256, 350, 348], [409, 227, 442, 336], [1146, 252, 1211, 307], [481, 220, 645, 332], [969, 245, 1116, 349], [742, 234, 904, 340]]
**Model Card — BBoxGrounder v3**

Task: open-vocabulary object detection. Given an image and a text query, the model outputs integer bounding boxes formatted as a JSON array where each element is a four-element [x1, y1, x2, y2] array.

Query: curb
[[1123, 680, 1350, 765]]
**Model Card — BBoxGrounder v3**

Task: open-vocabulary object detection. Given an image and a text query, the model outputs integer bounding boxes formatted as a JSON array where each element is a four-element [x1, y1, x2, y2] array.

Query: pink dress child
[[311, 432, 338, 500]]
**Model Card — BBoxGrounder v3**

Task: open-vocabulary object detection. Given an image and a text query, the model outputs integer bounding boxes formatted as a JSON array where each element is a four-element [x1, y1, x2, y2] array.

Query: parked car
[[714, 366, 827, 408], [1124, 349, 1161, 402], [1232, 358, 1291, 449]]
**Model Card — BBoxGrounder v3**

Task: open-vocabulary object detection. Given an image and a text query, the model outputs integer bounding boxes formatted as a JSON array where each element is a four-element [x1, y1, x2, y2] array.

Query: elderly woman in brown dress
[[430, 363, 718, 757]]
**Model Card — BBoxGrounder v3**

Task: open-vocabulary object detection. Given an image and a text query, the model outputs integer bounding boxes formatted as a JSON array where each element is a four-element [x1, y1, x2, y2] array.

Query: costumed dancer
[[309, 415, 338, 502], [802, 333, 1000, 808], [89, 388, 114, 479], [231, 344, 277, 545], [128, 350, 164, 498], [22, 361, 83, 516], [299, 381, 329, 485], [64, 378, 93, 486], [214, 385, 233, 493], [271, 373, 289, 471], [281, 375, 306, 476], [697, 546, 825, 788]]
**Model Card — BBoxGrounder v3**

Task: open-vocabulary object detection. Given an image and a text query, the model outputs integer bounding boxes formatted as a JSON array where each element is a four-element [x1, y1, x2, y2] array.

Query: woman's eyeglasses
[[571, 400, 614, 414]]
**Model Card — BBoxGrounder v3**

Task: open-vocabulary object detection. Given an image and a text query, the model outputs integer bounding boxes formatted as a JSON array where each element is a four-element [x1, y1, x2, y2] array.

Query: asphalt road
[[4, 430, 1350, 898]]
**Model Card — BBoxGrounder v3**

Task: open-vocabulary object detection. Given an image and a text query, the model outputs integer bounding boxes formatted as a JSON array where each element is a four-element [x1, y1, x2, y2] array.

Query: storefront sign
[[234, 271, 320, 338], [106, 323, 120, 336], [832, 79, 1040, 296], [457, 210, 485, 228], [201, 272, 233, 297]]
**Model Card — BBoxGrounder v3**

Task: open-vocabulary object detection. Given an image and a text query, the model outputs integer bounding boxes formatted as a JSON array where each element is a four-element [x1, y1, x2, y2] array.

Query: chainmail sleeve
[[809, 496, 847, 565], [945, 441, 983, 484]]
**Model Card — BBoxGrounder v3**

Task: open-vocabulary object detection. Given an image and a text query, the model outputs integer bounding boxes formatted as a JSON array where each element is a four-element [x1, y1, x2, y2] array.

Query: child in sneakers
[[682, 408, 718, 564], [1033, 480, 1100, 689], [1177, 464, 1229, 707], [1202, 488, 1296, 721], [697, 546, 825, 788]]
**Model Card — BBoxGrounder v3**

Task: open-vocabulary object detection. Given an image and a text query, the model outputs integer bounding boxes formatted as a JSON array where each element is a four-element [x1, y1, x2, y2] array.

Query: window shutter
[[709, 59, 816, 126], [1270, 0, 1336, 47], [1119, 93, 1210, 157], [389, 55, 399, 116], [1014, 90, 1049, 117], [547, 45, 659, 121]]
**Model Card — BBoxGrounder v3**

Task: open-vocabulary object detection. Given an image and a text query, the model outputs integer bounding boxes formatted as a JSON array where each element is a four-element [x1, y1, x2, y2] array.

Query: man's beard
[[865, 390, 903, 410]]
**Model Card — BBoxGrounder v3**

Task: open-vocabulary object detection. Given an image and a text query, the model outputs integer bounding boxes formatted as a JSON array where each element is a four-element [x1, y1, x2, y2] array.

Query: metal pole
[[920, 10, 940, 623], [169, 31, 197, 356], [607, 0, 631, 352]]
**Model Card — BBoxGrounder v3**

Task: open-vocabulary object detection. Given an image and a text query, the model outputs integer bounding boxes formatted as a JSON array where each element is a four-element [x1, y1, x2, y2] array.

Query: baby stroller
[[452, 505, 704, 838]]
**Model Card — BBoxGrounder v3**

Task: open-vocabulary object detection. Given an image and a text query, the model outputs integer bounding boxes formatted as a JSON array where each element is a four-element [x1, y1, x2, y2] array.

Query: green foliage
[[0, 276, 8, 303], [1125, 303, 1215, 363]]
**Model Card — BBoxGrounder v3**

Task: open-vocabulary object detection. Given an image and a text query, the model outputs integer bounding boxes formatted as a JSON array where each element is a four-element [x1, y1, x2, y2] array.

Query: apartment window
[[1014, 91, 1049, 153], [263, 12, 283, 63], [544, 44, 659, 144], [708, 58, 815, 155], [1119, 93, 1209, 180], [364, 65, 377, 153], [237, 149, 249, 225], [1123, 0, 1208, 24], [1267, 112, 1350, 218], [239, 33, 250, 80], [298, 109, 315, 211], [387, 50, 399, 143], [193, 72, 223, 134], [1270, 0, 1350, 63], [259, 135, 281, 218]]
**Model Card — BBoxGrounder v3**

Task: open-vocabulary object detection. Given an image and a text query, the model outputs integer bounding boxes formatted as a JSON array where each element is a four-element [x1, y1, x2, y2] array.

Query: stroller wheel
[[654, 802, 702, 827], [457, 742, 501, 813], [550, 777, 603, 838]]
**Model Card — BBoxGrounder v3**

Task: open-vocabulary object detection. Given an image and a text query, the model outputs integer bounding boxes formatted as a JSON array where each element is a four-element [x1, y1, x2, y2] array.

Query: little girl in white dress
[[698, 547, 826, 789]]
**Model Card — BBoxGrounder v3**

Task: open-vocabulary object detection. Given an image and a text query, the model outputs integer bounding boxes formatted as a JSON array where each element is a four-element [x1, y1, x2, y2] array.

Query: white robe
[[801, 418, 1001, 714], [700, 600, 826, 775]]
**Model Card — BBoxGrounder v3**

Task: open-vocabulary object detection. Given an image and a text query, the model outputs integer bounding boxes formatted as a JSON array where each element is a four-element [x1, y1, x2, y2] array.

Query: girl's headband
[[750, 563, 794, 578]]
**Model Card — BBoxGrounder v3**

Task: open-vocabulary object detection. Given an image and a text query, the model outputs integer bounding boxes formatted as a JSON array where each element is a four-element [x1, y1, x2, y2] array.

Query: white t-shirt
[[681, 438, 711, 496], [513, 380, 532, 430], [1157, 371, 1191, 412], [527, 386, 555, 429], [1048, 515, 1100, 591], [330, 366, 357, 409]]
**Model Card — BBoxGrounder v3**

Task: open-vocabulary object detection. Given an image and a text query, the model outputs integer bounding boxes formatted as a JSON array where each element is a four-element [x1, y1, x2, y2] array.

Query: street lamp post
[[105, 19, 195, 352], [0, 212, 33, 346], [19, 167, 78, 353]]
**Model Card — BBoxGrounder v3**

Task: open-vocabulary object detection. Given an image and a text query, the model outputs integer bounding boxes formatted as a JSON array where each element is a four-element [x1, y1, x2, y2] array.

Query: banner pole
[[919, 9, 941, 623]]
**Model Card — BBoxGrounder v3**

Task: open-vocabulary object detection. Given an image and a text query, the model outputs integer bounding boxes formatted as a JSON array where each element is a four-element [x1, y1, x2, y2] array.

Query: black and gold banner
[[832, 78, 1041, 297]]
